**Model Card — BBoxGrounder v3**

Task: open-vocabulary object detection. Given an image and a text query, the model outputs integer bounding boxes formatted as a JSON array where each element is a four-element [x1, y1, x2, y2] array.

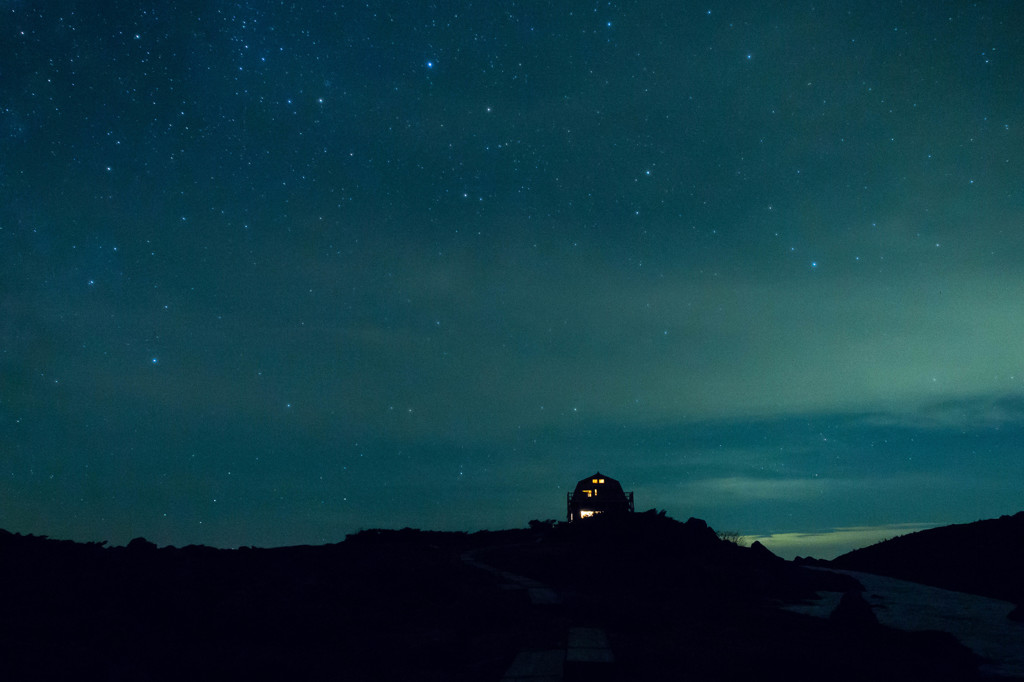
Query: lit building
[[566, 472, 634, 522]]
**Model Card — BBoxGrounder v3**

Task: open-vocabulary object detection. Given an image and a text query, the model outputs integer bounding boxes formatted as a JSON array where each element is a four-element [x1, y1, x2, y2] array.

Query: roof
[[571, 472, 625, 496]]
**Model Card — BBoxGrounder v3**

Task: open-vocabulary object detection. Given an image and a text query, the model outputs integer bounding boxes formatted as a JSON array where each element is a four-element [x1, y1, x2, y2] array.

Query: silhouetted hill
[[828, 512, 1024, 607], [0, 513, 985, 681]]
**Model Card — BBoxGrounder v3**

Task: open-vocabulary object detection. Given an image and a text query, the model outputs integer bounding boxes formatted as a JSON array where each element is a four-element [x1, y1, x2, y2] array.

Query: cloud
[[750, 523, 938, 560], [376, 251, 1024, 433], [47, 239, 1024, 451], [675, 475, 831, 502]]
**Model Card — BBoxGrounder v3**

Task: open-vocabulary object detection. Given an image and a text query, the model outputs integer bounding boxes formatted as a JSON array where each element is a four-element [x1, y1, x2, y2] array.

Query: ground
[[0, 514, 996, 681]]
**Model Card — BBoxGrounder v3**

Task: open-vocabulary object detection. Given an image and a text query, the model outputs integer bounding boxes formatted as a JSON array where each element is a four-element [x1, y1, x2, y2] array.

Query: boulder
[[829, 590, 878, 629]]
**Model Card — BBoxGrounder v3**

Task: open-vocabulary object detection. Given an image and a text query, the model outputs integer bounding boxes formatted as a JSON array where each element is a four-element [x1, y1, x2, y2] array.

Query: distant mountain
[[828, 512, 1024, 607]]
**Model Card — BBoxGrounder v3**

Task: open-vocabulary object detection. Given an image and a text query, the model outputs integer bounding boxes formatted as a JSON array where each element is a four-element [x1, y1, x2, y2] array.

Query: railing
[[567, 490, 635, 521]]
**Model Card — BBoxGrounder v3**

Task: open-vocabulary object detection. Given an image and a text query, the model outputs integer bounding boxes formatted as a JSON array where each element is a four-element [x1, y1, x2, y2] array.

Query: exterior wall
[[566, 474, 634, 522]]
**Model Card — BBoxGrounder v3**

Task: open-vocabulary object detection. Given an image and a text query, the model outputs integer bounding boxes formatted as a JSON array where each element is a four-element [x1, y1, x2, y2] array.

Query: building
[[567, 472, 634, 522]]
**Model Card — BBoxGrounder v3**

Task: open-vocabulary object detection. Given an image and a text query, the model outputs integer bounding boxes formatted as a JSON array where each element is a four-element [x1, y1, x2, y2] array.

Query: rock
[[126, 537, 157, 552], [829, 590, 878, 629], [749, 540, 784, 563], [684, 517, 708, 531]]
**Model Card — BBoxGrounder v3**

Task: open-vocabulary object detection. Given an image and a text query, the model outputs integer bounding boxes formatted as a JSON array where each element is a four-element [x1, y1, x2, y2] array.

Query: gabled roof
[[572, 472, 624, 496]]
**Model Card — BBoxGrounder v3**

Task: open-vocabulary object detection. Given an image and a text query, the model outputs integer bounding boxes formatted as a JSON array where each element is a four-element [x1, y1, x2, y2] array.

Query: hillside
[[828, 512, 1024, 608], [0, 512, 986, 681]]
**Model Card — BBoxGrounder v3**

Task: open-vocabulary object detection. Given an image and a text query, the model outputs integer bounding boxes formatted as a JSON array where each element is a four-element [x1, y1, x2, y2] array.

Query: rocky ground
[[0, 512, 995, 681]]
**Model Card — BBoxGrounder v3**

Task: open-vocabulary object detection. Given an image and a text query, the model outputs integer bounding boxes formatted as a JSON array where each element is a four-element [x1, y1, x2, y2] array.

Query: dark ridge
[[0, 513, 983, 681], [828, 511, 1024, 606]]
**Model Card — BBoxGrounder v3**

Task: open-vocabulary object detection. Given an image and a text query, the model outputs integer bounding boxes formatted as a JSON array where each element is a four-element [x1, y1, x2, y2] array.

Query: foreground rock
[[0, 514, 985, 681]]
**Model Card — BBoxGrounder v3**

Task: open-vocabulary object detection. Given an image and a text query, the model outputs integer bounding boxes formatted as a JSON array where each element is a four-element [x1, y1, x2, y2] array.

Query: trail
[[785, 569, 1024, 679]]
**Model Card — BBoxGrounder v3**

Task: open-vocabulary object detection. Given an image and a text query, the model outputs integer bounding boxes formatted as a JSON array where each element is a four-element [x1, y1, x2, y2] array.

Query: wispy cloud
[[675, 475, 832, 502], [749, 523, 938, 560]]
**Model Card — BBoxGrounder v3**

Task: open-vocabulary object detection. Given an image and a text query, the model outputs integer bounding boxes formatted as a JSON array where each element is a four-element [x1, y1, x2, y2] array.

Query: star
[[4, 0, 1022, 563]]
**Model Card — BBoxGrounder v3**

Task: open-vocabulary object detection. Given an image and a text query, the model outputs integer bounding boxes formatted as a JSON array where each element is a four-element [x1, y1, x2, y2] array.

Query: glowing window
[[580, 510, 597, 518], [592, 479, 598, 483], [599, 478, 605, 483]]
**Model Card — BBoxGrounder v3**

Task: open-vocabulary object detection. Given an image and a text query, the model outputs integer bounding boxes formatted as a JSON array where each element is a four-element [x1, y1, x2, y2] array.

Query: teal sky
[[3, 1, 1023, 558]]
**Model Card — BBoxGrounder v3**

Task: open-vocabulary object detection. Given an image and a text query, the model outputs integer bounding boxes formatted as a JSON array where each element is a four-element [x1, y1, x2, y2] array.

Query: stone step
[[501, 628, 616, 681], [564, 627, 616, 681], [500, 649, 563, 682], [565, 626, 614, 663]]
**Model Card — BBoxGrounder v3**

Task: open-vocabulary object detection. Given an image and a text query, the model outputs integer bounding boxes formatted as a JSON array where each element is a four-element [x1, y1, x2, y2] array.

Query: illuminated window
[[585, 490, 593, 497], [580, 510, 597, 518], [592, 479, 598, 484], [599, 478, 605, 483]]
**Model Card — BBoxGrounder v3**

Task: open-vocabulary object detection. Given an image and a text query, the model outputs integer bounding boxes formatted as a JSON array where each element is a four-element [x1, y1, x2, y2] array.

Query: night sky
[[3, 2, 1024, 559]]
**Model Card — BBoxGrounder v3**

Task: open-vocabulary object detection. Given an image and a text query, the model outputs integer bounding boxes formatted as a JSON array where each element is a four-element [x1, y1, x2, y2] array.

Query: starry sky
[[3, 2, 1024, 559]]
